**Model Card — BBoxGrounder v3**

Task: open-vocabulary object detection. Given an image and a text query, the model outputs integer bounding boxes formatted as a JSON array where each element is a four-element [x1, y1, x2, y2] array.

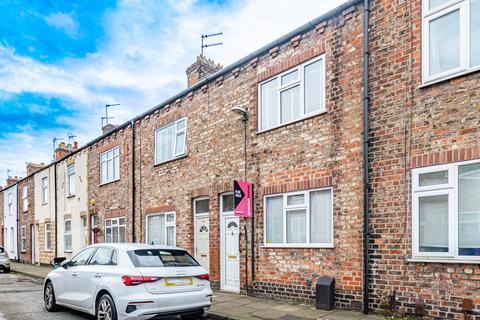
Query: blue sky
[[0, 0, 345, 183]]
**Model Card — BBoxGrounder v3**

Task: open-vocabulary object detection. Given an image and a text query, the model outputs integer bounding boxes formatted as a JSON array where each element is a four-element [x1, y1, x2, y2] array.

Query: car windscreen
[[128, 249, 200, 267]]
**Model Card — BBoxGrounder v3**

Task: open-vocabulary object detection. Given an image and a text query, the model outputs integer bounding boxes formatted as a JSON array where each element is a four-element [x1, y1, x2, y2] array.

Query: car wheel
[[181, 312, 205, 320], [44, 281, 59, 312], [4, 268, 10, 273], [96, 294, 117, 320]]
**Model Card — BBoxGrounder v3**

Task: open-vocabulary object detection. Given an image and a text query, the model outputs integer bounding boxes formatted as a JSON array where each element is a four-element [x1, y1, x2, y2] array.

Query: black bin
[[315, 277, 335, 310]]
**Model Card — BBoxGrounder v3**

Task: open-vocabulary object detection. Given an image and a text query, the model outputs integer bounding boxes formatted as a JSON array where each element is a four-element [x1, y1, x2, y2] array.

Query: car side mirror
[[60, 260, 71, 269]]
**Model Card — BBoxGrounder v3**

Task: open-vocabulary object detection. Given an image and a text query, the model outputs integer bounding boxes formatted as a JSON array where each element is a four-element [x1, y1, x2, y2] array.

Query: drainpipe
[[362, 0, 371, 314], [131, 120, 136, 243], [54, 163, 58, 258], [16, 185, 19, 262]]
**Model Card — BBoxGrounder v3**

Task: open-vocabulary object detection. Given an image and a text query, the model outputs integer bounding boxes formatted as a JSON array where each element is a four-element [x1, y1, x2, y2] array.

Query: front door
[[195, 216, 210, 271], [30, 225, 35, 264], [220, 194, 240, 292]]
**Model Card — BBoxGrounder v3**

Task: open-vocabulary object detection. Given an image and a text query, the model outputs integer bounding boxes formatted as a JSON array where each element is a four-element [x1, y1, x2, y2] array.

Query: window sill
[[21, 250, 26, 253], [257, 110, 327, 134], [66, 194, 76, 199], [408, 258, 480, 264], [420, 66, 480, 89], [44, 250, 51, 252], [42, 202, 48, 206], [64, 250, 73, 253], [261, 244, 334, 249], [99, 178, 120, 187], [154, 154, 188, 167]]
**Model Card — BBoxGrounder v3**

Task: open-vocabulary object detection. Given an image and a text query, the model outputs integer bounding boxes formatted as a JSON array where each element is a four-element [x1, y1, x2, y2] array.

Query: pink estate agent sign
[[233, 180, 253, 218]]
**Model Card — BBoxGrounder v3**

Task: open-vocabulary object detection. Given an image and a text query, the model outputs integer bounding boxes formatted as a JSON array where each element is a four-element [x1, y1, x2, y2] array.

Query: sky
[[0, 0, 346, 185]]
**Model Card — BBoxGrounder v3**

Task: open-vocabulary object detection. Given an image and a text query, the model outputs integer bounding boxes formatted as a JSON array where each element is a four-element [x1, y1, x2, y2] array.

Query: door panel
[[195, 216, 210, 271], [223, 216, 240, 291]]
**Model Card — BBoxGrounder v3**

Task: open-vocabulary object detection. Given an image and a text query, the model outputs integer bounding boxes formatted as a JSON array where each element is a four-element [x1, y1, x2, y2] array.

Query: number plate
[[164, 277, 193, 286]]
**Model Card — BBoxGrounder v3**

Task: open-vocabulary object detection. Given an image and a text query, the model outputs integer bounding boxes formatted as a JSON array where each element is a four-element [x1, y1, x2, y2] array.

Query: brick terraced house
[[1, 0, 479, 317], [368, 0, 480, 317]]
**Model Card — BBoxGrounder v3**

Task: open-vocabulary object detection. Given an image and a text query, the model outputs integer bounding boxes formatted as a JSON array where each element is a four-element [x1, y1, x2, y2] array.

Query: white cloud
[[44, 12, 79, 37], [0, 0, 347, 184]]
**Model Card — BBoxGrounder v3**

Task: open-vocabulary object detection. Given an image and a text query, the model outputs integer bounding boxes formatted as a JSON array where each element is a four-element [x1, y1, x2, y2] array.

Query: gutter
[[131, 120, 136, 242], [362, 0, 371, 314], [54, 163, 58, 258]]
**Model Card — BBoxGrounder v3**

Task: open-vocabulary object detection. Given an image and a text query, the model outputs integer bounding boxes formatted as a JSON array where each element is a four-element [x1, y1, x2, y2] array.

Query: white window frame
[[67, 164, 75, 196], [154, 118, 188, 165], [21, 226, 26, 252], [258, 55, 326, 132], [8, 193, 12, 215], [44, 223, 51, 251], [42, 177, 48, 204], [422, 0, 479, 85], [100, 146, 120, 185], [82, 217, 88, 247], [64, 219, 72, 252], [22, 186, 28, 212], [145, 212, 176, 246], [263, 187, 334, 248], [412, 159, 480, 262], [194, 197, 210, 217], [105, 217, 126, 243], [91, 215, 98, 244]]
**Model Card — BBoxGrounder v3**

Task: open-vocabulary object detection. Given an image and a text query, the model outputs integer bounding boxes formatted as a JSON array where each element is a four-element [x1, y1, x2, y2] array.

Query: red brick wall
[[17, 176, 34, 263], [368, 0, 480, 317], [131, 2, 365, 309], [87, 127, 134, 244]]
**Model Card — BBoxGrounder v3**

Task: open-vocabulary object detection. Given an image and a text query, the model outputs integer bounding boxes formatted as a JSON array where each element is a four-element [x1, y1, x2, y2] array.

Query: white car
[[43, 243, 212, 320], [0, 246, 10, 273]]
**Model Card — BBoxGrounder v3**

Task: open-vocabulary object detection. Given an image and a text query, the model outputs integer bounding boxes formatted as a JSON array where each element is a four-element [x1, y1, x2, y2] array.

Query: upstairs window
[[412, 160, 480, 260], [42, 177, 48, 204], [100, 146, 120, 184], [8, 193, 12, 215], [22, 186, 28, 212], [422, 0, 480, 83], [155, 118, 187, 164], [259, 56, 326, 131], [67, 164, 75, 196]]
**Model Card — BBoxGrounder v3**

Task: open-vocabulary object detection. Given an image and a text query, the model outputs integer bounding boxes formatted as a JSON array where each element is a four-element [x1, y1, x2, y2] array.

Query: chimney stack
[[186, 55, 222, 87], [102, 123, 118, 134], [6, 176, 20, 187], [26, 162, 45, 176], [55, 141, 78, 160]]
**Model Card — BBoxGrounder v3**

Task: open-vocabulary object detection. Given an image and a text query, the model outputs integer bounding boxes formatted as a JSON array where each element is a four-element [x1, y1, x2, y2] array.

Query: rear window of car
[[128, 249, 200, 267]]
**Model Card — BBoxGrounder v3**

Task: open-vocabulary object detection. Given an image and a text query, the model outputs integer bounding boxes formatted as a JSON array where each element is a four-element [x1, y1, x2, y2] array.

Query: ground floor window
[[146, 212, 176, 246], [264, 188, 333, 247], [64, 220, 72, 252], [412, 160, 480, 260], [44, 223, 51, 251], [21, 226, 26, 252], [105, 217, 126, 243]]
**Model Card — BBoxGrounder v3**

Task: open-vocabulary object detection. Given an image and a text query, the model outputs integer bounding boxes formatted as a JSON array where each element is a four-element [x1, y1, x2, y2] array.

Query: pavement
[[7, 262, 383, 320]]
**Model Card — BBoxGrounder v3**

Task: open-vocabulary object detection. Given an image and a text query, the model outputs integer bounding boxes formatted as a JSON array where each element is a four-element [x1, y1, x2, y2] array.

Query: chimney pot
[[102, 124, 118, 135]]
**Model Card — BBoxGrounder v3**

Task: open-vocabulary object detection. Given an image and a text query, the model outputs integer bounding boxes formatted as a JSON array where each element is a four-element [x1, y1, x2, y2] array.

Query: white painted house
[[3, 184, 18, 260]]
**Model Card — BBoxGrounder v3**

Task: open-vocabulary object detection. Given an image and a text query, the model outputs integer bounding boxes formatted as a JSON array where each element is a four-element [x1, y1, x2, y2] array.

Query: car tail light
[[196, 274, 209, 281], [122, 276, 161, 286]]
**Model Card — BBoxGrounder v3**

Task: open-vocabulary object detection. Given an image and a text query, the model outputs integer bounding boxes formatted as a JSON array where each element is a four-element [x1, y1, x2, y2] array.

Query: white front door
[[220, 193, 240, 292], [30, 225, 35, 264], [195, 216, 210, 271]]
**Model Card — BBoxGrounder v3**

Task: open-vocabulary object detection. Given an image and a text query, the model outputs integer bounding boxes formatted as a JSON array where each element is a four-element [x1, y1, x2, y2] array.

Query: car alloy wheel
[[44, 285, 53, 309], [97, 296, 114, 320]]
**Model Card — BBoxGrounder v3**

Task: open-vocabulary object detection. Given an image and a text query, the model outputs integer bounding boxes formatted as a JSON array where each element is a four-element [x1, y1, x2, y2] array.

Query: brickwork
[[87, 127, 134, 244], [368, 0, 480, 317], [17, 176, 34, 264]]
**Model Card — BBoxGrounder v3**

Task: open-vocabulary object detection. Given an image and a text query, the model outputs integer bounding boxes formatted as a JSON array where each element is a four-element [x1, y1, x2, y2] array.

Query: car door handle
[[72, 272, 78, 277], [94, 273, 102, 278]]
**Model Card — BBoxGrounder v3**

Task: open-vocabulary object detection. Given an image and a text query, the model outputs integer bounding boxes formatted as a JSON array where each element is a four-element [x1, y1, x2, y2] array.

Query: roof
[[1, 0, 362, 191]]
